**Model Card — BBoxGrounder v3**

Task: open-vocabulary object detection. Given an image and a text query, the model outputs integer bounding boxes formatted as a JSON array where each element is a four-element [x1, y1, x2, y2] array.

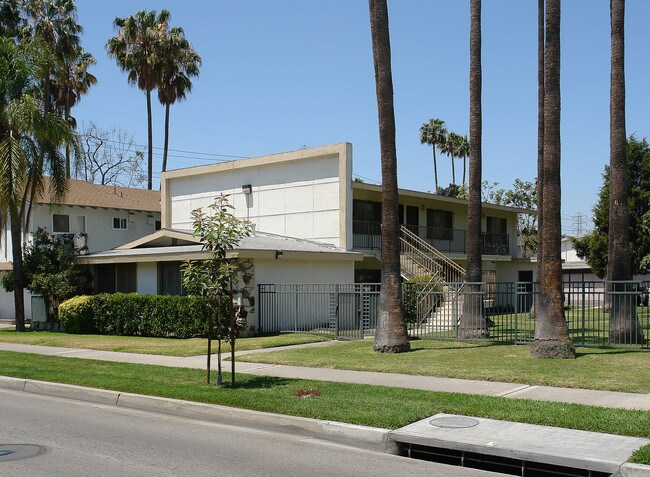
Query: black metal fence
[[258, 281, 650, 348]]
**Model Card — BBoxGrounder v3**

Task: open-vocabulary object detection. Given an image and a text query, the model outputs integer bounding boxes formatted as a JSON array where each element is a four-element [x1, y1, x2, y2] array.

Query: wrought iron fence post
[[514, 282, 519, 344], [294, 287, 298, 333], [581, 281, 586, 346], [334, 284, 340, 339]]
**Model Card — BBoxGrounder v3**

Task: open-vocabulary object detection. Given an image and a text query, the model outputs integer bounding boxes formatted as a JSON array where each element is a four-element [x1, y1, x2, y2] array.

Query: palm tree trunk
[[460, 0, 488, 339], [65, 103, 71, 179], [531, 0, 575, 358], [146, 89, 153, 190], [462, 154, 466, 185], [9, 209, 25, 332], [433, 147, 439, 191], [532, 0, 545, 319], [451, 153, 456, 185], [369, 0, 410, 354], [608, 0, 643, 344], [162, 102, 171, 174]]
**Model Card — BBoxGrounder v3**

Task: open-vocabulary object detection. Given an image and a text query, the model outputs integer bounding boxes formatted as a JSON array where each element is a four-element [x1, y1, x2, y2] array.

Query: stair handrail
[[400, 225, 466, 283]]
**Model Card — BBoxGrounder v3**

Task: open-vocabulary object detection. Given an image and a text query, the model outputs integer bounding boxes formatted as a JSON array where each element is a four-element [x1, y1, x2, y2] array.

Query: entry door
[[406, 205, 419, 235], [518, 270, 534, 311]]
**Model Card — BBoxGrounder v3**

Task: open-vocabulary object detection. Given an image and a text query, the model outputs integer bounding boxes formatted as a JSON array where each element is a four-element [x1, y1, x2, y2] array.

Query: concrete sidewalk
[[0, 341, 648, 411]]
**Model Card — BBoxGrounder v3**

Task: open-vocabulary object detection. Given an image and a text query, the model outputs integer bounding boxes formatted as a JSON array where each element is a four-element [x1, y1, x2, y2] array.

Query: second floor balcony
[[352, 221, 510, 256]]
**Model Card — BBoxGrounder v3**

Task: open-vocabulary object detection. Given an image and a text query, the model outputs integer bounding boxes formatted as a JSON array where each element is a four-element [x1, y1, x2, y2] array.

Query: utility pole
[[572, 213, 585, 236]]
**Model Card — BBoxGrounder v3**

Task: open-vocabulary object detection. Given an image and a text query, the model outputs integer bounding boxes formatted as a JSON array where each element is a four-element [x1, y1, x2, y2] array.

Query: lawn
[[0, 330, 332, 356], [0, 350, 648, 440], [236, 339, 650, 393]]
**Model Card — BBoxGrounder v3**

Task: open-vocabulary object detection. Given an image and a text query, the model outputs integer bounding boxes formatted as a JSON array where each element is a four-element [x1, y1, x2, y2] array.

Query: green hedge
[[59, 294, 227, 338], [403, 276, 443, 324]]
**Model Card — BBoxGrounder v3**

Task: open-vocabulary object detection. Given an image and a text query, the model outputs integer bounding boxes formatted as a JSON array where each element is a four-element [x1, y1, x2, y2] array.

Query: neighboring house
[[0, 179, 161, 321], [78, 142, 536, 334]]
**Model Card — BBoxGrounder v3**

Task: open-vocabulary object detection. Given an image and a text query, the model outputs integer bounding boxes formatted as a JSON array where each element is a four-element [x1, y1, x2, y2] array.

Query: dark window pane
[[53, 214, 69, 233], [426, 209, 453, 240]]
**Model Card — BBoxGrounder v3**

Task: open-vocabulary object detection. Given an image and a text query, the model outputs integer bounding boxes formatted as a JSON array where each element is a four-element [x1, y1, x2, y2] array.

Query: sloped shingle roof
[[39, 178, 160, 212]]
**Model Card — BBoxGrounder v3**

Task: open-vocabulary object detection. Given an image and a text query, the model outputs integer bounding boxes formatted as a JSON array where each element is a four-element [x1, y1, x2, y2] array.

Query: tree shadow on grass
[[225, 374, 295, 390], [574, 347, 649, 358]]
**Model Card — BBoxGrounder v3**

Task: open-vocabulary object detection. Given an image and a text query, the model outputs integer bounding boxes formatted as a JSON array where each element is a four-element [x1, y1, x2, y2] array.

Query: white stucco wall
[[168, 153, 346, 247], [0, 274, 31, 321], [31, 204, 160, 253], [254, 258, 354, 285]]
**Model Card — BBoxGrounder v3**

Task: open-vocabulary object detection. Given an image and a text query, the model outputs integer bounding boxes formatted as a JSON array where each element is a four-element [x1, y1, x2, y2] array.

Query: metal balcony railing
[[352, 221, 510, 256]]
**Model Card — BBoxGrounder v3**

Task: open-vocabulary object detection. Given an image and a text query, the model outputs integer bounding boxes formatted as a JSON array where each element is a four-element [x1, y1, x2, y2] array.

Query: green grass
[[629, 444, 650, 465], [0, 350, 648, 438], [0, 330, 332, 356], [236, 339, 650, 393]]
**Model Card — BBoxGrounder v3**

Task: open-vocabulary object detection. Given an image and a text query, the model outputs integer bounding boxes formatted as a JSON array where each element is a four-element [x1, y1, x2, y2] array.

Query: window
[[426, 209, 453, 240], [155, 220, 162, 230], [487, 216, 507, 234], [113, 217, 127, 230], [353, 200, 381, 223], [158, 262, 184, 295], [52, 214, 70, 233]]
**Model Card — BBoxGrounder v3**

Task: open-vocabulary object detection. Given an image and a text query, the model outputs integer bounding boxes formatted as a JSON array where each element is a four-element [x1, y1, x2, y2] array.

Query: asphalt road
[[0, 389, 503, 477]]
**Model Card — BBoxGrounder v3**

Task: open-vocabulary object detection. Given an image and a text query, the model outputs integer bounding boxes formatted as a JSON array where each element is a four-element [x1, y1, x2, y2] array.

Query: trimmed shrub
[[403, 276, 443, 324], [59, 295, 95, 334], [58, 294, 224, 338]]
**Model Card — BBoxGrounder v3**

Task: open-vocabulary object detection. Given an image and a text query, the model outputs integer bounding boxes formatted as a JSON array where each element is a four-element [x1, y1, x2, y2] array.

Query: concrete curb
[[0, 376, 395, 453], [616, 463, 650, 477]]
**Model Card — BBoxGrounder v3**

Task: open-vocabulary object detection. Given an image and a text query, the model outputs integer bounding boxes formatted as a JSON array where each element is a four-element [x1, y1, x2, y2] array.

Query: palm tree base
[[609, 326, 645, 345], [373, 340, 411, 353], [530, 339, 576, 359], [457, 327, 489, 339]]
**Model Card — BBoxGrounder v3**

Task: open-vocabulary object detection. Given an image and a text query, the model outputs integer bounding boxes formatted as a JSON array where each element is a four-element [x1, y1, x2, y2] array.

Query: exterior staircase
[[399, 226, 466, 333]]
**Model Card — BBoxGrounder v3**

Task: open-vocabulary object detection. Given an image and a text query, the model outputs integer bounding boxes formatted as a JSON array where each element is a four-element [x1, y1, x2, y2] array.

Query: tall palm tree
[[458, 134, 469, 186], [419, 118, 447, 192], [22, 0, 82, 115], [442, 131, 464, 186], [531, 0, 575, 358], [56, 46, 97, 177], [107, 9, 170, 190], [608, 0, 643, 344], [0, 39, 73, 332], [369, 0, 409, 353], [460, 0, 488, 339], [157, 26, 201, 174], [533, 0, 545, 319]]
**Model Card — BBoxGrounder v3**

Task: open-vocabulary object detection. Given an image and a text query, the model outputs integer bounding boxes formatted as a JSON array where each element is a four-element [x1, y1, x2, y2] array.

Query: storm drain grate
[[429, 416, 479, 429], [399, 443, 612, 477]]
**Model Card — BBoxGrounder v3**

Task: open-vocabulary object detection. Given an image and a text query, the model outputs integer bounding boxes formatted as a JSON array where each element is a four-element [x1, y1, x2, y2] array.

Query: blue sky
[[73, 1, 650, 235]]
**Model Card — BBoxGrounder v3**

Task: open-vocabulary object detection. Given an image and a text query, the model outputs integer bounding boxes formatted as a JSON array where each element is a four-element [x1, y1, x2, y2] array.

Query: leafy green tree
[[1, 228, 91, 323], [181, 194, 251, 386], [157, 24, 201, 174], [419, 118, 447, 192], [107, 9, 170, 190], [573, 136, 650, 278], [0, 38, 76, 331], [369, 0, 410, 353]]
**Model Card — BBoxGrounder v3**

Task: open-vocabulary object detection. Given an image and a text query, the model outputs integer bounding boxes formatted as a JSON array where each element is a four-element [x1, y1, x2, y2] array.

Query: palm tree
[[531, 0, 575, 358], [22, 0, 82, 115], [157, 26, 201, 174], [419, 118, 447, 192], [0, 0, 22, 37], [460, 0, 488, 339], [607, 0, 643, 344], [56, 46, 97, 177], [441, 131, 464, 186], [533, 0, 545, 319], [369, 0, 409, 353], [107, 9, 170, 190], [458, 134, 469, 185], [0, 39, 74, 332]]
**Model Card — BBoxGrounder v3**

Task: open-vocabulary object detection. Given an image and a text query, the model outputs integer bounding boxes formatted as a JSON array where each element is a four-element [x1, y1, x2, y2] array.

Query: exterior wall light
[[242, 184, 252, 194], [275, 250, 284, 259]]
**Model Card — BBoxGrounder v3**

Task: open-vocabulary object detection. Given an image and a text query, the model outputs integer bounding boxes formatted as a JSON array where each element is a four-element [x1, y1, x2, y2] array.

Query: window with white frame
[[52, 214, 70, 233], [113, 217, 127, 230]]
